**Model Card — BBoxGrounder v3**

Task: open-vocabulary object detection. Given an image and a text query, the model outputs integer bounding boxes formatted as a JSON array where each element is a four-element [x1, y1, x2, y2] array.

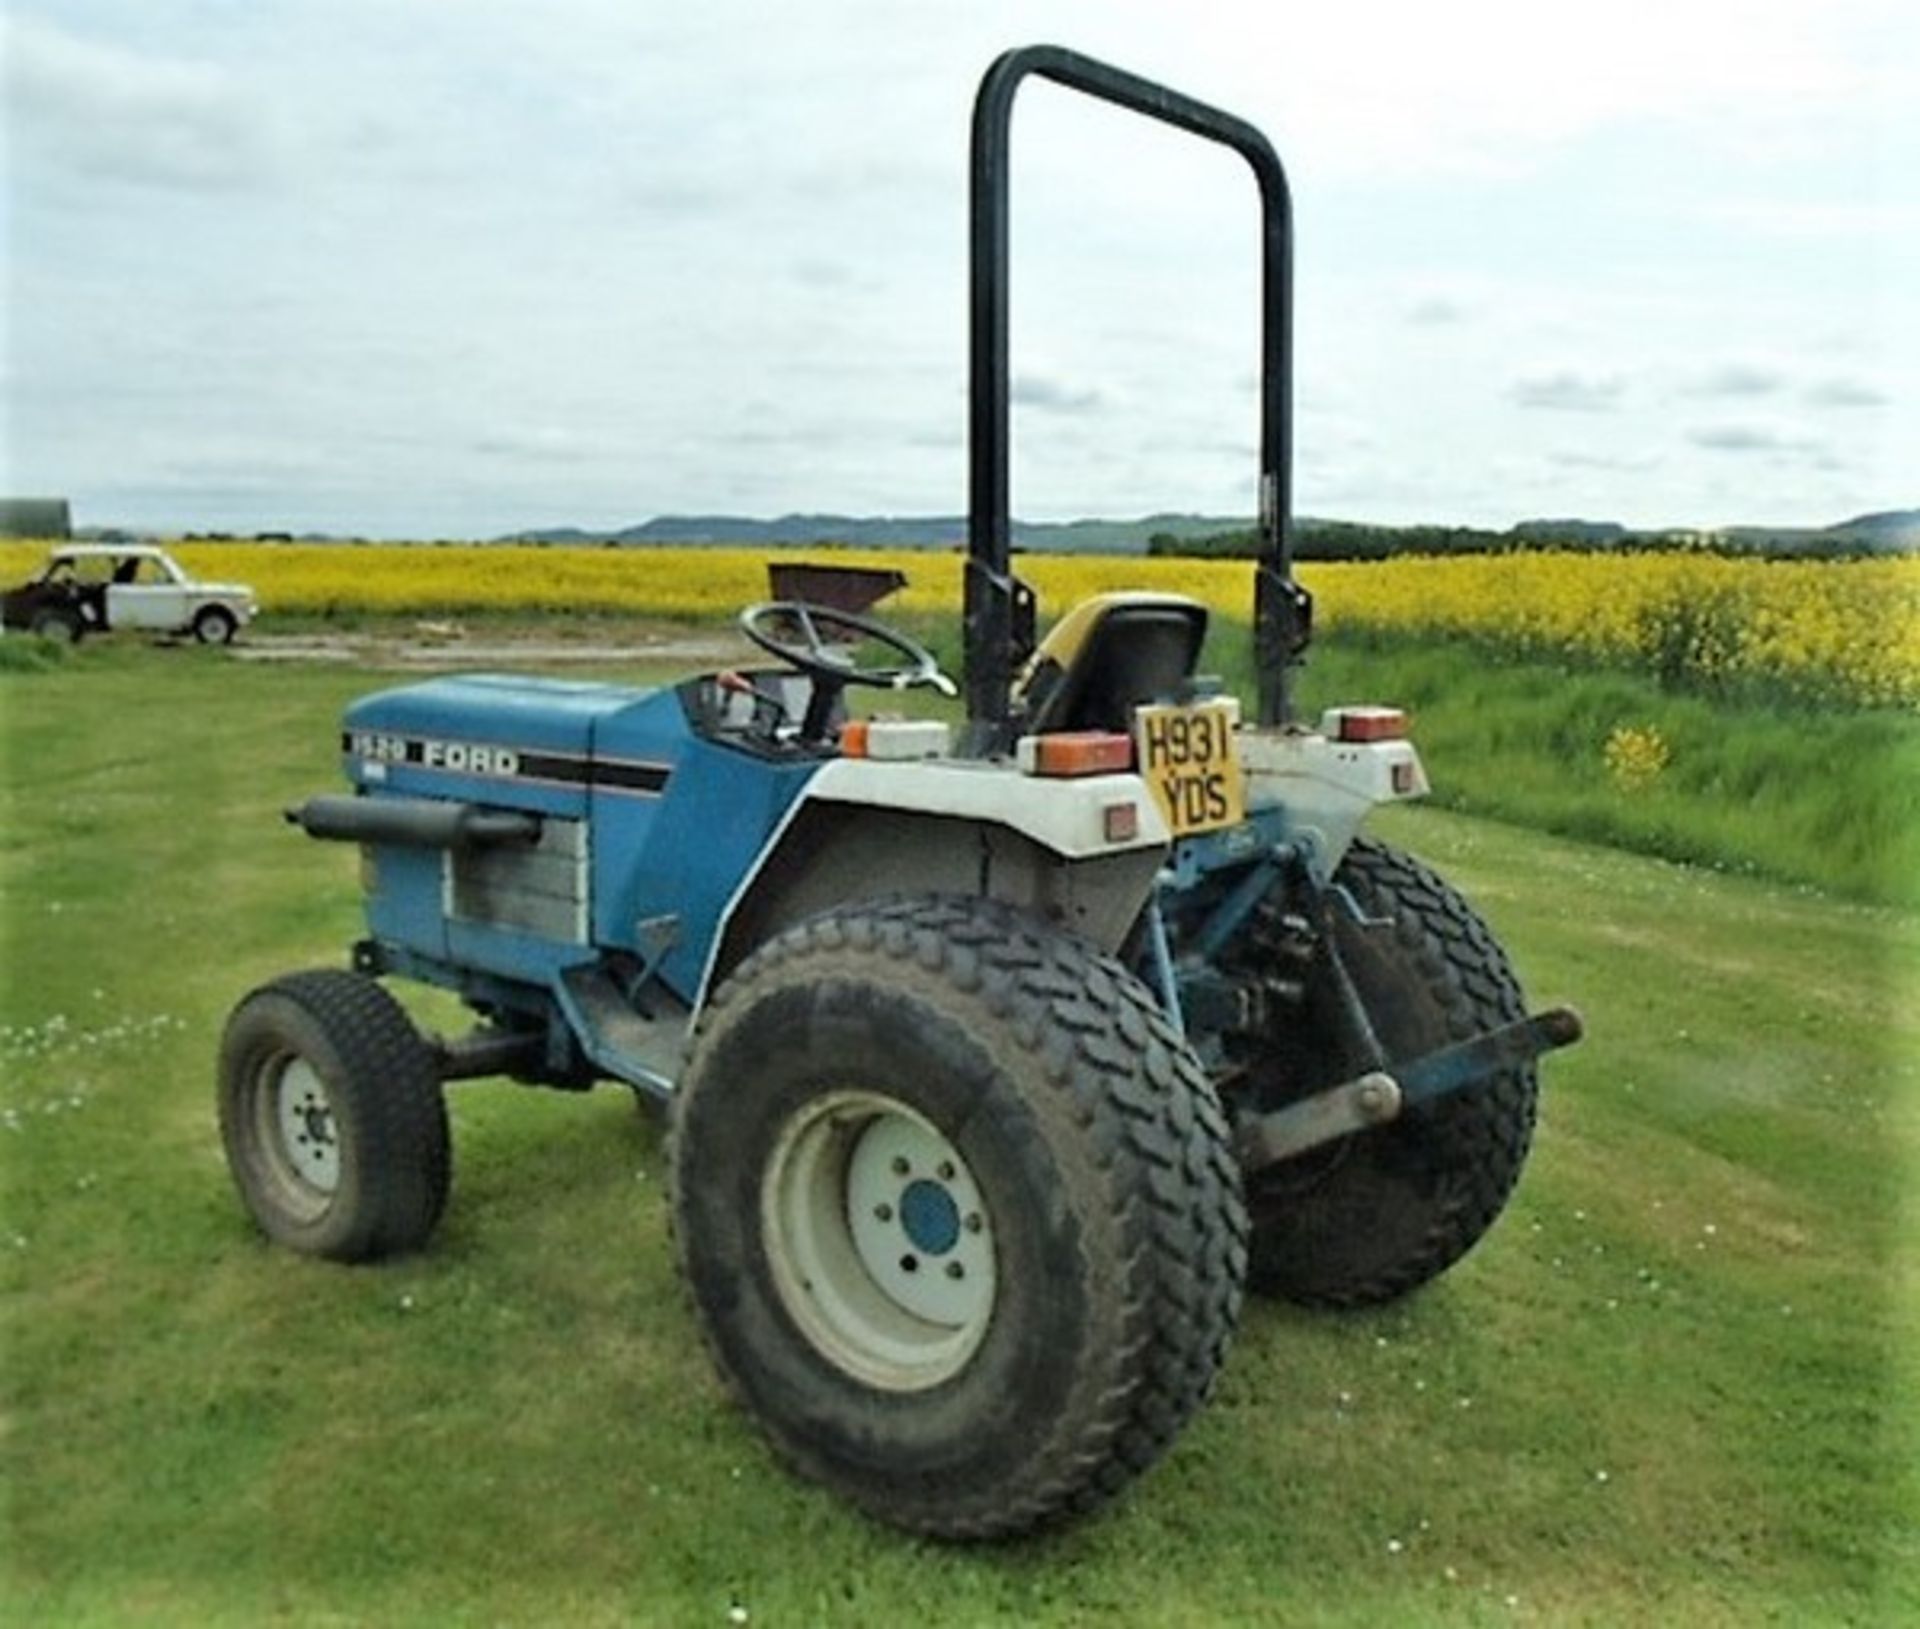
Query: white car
[[2, 544, 258, 645]]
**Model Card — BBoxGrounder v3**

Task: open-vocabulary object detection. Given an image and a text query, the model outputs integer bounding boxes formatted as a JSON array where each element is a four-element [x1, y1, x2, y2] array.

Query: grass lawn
[[2, 639, 1915, 1625]]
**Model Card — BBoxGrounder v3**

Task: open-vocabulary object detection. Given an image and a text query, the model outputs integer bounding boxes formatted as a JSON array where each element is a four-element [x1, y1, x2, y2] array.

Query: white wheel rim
[[272, 1057, 340, 1194], [762, 1090, 997, 1392]]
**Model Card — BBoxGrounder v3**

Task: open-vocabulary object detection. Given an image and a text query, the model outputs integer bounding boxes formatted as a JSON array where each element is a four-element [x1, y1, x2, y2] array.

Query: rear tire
[[29, 608, 83, 644], [218, 970, 450, 1261], [1241, 839, 1538, 1307], [672, 896, 1246, 1539]]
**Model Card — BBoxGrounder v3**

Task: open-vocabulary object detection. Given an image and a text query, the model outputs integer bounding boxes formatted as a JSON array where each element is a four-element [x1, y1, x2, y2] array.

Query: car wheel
[[29, 608, 83, 644], [192, 606, 239, 645]]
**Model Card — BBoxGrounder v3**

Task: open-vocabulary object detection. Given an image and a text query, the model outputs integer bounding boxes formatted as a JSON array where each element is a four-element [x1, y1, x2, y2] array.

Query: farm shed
[[0, 498, 72, 539]]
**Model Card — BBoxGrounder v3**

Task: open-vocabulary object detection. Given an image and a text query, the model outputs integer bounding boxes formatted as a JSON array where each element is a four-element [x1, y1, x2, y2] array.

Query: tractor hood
[[341, 674, 667, 817]]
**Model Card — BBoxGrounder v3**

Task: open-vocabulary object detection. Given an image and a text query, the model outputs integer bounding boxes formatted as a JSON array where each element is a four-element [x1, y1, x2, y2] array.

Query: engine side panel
[[342, 674, 670, 983], [593, 730, 822, 1002]]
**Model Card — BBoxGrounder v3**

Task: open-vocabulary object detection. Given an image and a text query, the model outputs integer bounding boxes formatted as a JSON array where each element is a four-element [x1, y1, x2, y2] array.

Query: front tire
[[218, 970, 450, 1261], [672, 896, 1246, 1539], [1240, 839, 1538, 1307], [192, 606, 238, 645]]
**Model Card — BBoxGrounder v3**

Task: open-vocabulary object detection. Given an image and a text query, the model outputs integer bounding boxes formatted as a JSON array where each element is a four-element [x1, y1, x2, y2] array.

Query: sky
[[4, 0, 1915, 537]]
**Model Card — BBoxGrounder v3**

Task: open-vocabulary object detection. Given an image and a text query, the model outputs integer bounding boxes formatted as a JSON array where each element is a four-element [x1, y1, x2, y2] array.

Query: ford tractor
[[218, 45, 1581, 1540]]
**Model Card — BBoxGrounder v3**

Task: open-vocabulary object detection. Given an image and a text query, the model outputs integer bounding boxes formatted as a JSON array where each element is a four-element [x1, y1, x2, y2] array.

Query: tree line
[[1147, 517, 1905, 562]]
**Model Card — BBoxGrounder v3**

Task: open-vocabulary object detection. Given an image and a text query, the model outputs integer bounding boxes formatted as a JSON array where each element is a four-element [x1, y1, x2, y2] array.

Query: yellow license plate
[[1134, 698, 1245, 837]]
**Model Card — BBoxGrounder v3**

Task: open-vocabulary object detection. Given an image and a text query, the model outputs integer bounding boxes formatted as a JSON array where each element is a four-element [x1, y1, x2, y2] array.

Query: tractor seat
[[1013, 592, 1208, 734]]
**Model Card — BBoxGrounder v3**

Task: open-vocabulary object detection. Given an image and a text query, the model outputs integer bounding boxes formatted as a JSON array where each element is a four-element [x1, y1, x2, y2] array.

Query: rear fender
[[698, 758, 1169, 1010], [1239, 729, 1428, 884]]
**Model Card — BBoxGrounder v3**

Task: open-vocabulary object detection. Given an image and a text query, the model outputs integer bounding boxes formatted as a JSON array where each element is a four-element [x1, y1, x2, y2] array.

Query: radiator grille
[[446, 817, 587, 942]]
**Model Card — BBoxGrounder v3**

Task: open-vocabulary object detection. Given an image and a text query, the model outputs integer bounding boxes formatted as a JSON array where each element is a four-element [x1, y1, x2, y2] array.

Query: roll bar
[[964, 44, 1313, 736]]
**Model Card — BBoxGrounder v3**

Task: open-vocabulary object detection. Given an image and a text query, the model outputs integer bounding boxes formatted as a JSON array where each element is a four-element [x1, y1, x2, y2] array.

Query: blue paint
[[899, 1179, 961, 1256], [347, 672, 648, 750], [345, 673, 650, 817], [362, 844, 448, 961], [1163, 809, 1290, 889], [444, 919, 598, 986], [597, 731, 819, 1000], [341, 669, 827, 1057], [1143, 892, 1184, 1035]]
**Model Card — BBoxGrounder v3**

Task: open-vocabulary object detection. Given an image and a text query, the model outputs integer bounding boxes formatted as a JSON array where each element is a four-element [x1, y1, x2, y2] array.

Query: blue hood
[[342, 674, 667, 817]]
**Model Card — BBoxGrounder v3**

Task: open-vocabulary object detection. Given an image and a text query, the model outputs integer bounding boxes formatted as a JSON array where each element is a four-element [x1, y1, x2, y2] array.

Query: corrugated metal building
[[0, 498, 72, 539]]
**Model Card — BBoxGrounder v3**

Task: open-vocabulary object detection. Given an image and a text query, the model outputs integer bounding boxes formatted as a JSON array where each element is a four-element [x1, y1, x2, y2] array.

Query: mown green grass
[[2, 639, 1916, 1625]]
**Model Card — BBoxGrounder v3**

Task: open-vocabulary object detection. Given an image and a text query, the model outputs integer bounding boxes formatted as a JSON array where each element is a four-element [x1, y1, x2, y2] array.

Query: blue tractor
[[218, 46, 1580, 1540]]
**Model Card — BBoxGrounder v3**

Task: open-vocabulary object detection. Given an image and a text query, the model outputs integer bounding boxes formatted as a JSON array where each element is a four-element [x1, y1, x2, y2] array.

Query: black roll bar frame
[[964, 44, 1312, 738]]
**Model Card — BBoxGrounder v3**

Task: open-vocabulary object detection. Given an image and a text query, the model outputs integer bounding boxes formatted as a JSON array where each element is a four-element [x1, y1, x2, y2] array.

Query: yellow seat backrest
[[1012, 591, 1209, 734]]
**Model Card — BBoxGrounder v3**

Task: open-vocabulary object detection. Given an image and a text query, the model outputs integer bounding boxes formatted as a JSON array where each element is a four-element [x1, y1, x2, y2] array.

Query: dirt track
[[231, 626, 751, 669]]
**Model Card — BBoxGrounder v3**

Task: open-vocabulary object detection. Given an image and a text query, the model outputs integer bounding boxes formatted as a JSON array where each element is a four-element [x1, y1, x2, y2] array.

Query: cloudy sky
[[5, 0, 1914, 536]]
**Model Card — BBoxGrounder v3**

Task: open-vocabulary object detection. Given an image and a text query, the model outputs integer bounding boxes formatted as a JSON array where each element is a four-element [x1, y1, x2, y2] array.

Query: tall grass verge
[[1211, 625, 1919, 909], [889, 611, 1916, 909], [0, 635, 70, 674]]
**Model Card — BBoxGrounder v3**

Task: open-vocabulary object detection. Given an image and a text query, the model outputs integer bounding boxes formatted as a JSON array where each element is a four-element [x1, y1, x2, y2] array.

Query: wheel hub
[[899, 1179, 961, 1255], [274, 1059, 340, 1193], [844, 1115, 992, 1329], [762, 1090, 997, 1391]]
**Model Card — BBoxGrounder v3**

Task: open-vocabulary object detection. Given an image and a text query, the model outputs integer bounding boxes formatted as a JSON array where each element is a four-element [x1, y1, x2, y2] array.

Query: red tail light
[[1324, 706, 1408, 743], [1017, 732, 1135, 777]]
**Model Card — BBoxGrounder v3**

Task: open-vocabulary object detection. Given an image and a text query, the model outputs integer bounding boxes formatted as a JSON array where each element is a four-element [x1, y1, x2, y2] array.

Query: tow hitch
[[1236, 1007, 1584, 1170]]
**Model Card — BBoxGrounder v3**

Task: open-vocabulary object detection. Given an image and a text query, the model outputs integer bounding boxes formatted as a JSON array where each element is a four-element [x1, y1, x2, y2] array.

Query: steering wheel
[[738, 601, 956, 742]]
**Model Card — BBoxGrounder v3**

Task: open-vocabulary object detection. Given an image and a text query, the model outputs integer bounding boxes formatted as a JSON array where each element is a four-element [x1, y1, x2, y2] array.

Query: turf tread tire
[[1246, 838, 1537, 1308], [218, 969, 450, 1261], [671, 895, 1247, 1540]]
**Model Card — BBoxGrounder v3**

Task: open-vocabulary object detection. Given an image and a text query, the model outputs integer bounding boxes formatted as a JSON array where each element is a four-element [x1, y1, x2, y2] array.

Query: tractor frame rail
[[1236, 1007, 1584, 1170]]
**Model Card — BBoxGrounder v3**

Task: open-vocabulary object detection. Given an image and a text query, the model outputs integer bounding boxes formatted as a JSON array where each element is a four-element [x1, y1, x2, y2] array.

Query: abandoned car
[[1, 544, 257, 644]]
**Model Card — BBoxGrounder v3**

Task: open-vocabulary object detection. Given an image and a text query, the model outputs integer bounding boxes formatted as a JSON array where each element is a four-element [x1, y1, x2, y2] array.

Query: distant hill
[[1714, 509, 1920, 557], [1825, 510, 1920, 550], [507, 512, 1243, 554], [499, 507, 1918, 559]]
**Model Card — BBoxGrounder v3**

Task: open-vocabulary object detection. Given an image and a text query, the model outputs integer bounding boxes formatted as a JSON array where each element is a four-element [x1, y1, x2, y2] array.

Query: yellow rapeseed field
[[3, 539, 1914, 708]]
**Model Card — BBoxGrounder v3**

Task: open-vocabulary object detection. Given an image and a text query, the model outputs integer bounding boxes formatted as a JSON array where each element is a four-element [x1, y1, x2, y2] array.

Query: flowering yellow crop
[[3, 539, 1913, 708], [1603, 724, 1672, 792], [1298, 551, 1920, 711], [1039, 550, 1920, 709]]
